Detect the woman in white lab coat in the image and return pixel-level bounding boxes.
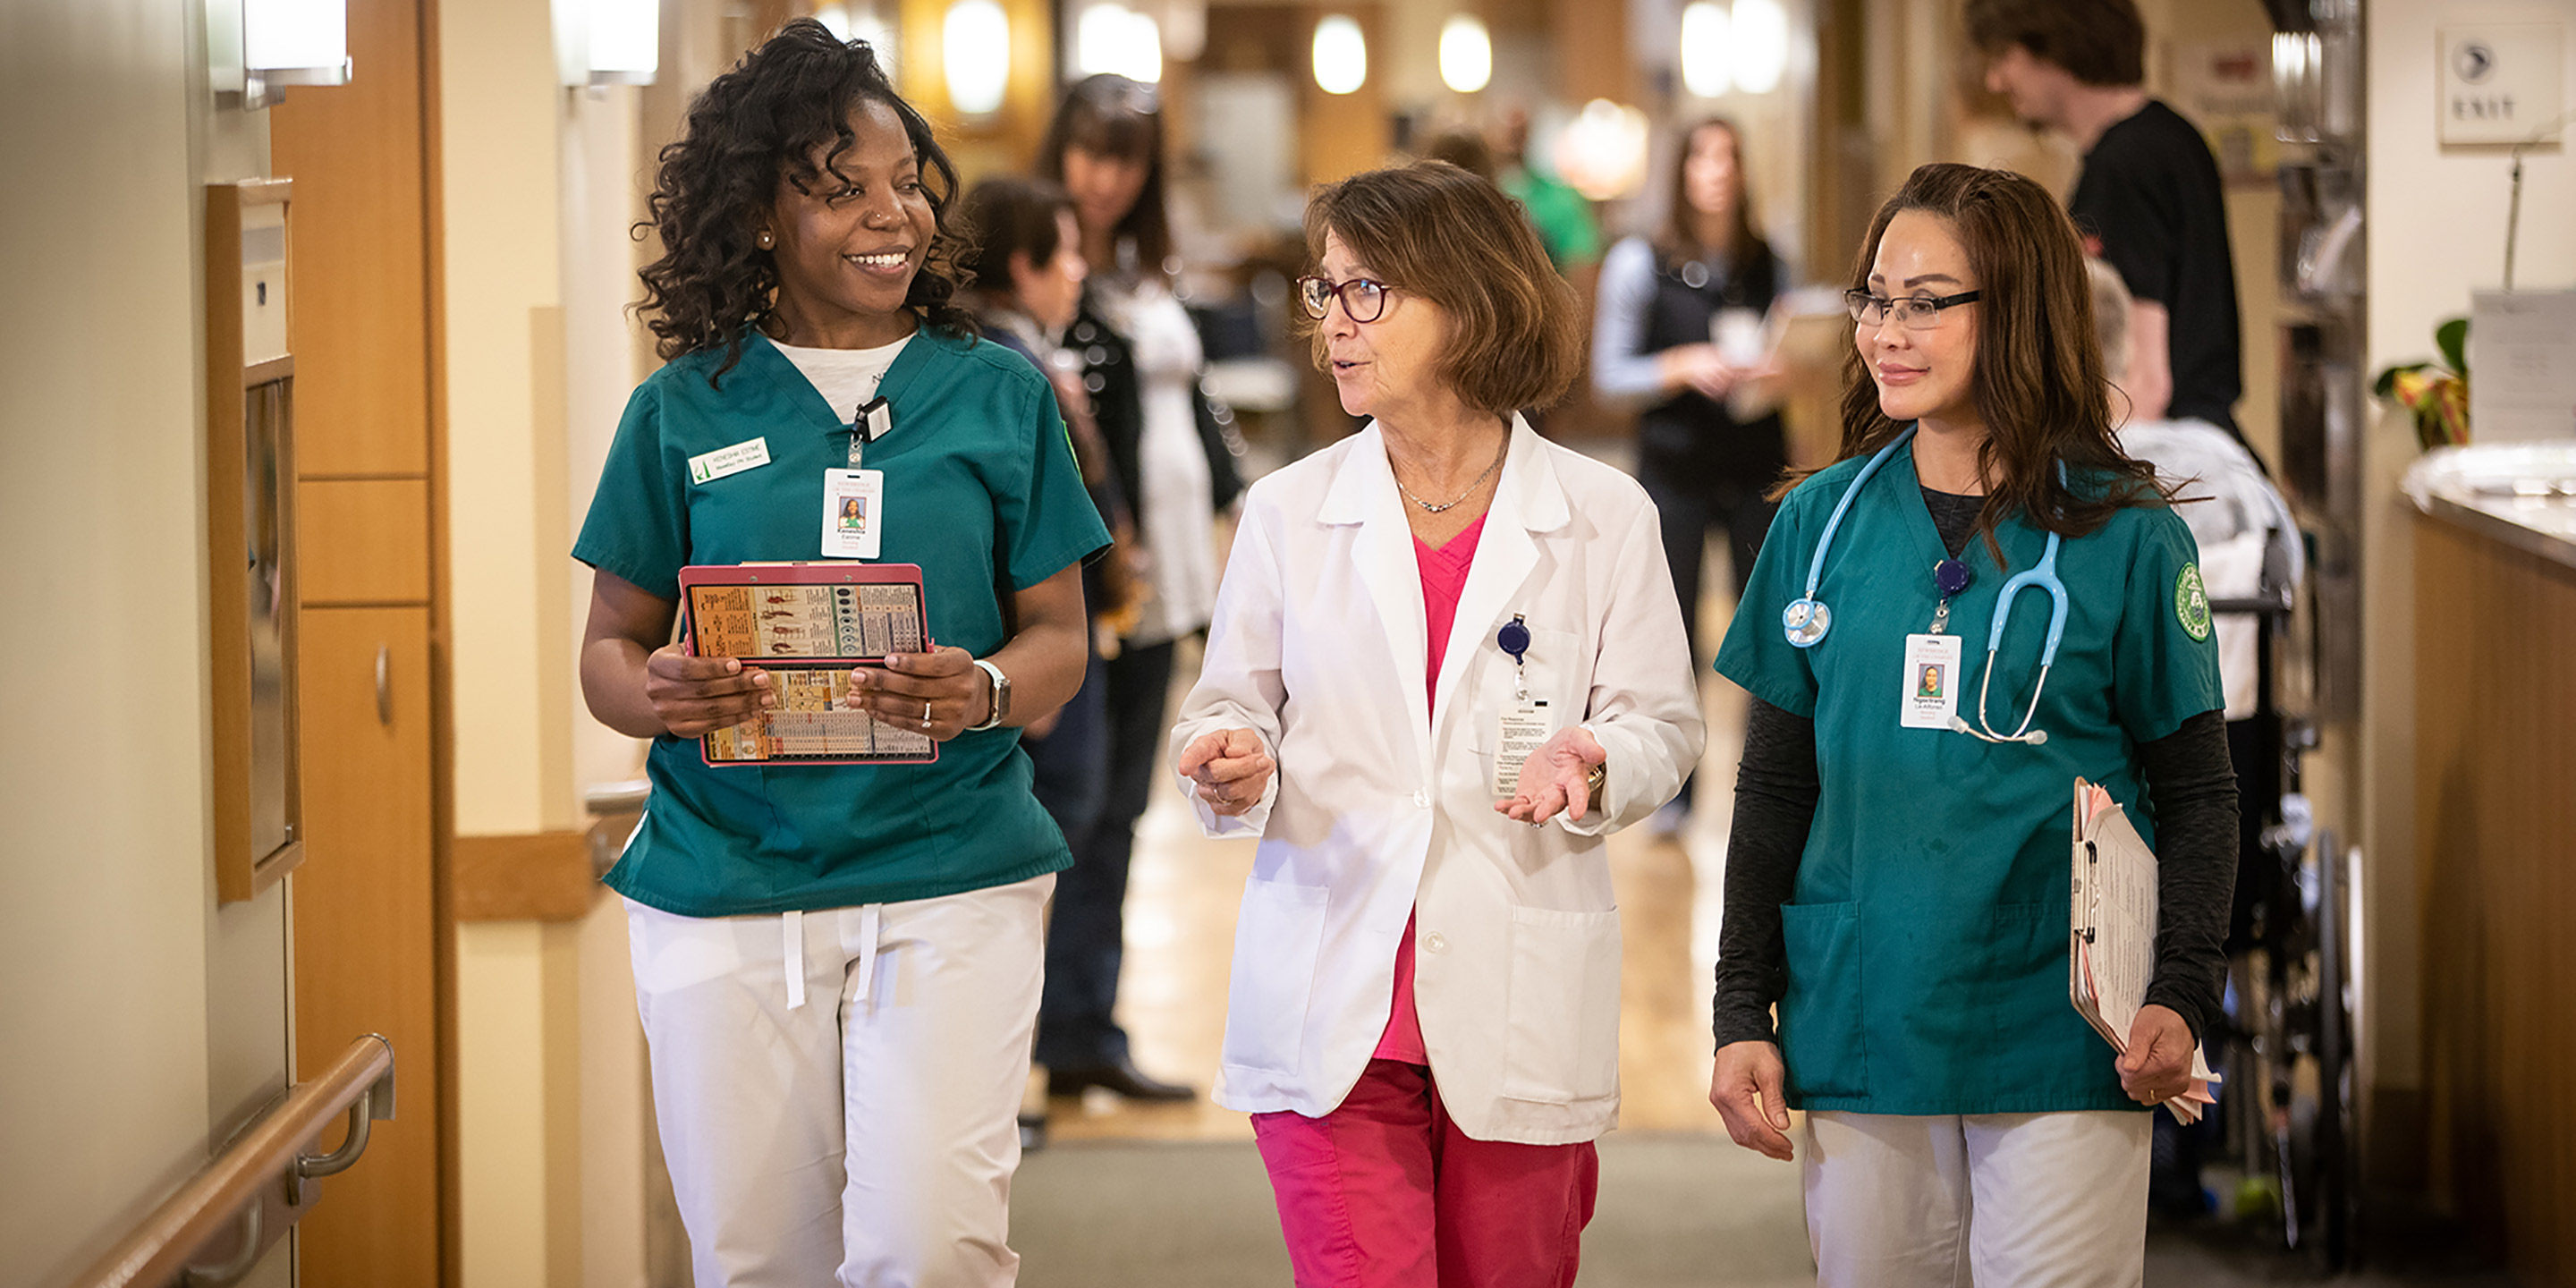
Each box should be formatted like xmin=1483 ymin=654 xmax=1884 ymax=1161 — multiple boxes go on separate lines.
xmin=1169 ymin=160 xmax=1703 ymax=1288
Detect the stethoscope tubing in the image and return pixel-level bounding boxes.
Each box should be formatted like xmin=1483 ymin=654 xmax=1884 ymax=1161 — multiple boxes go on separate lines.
xmin=1788 ymin=425 xmax=2072 ymax=745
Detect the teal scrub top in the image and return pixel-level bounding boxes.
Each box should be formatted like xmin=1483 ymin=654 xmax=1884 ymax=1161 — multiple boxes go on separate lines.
xmin=574 ymin=326 xmax=1112 ymax=918
xmin=1714 ymin=438 xmax=2223 ymax=1115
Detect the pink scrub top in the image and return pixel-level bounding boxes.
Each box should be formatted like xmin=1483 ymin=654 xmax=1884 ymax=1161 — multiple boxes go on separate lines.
xmin=1374 ymin=513 xmax=1487 ymax=1064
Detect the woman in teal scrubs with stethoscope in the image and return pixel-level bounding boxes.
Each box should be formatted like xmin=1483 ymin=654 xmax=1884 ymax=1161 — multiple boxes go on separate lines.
xmin=1706 ymin=163 xmax=2239 ymax=1284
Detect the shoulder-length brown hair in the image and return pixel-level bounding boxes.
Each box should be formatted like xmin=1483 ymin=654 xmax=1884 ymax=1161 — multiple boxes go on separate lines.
xmin=1780 ymin=162 xmax=2161 ymax=546
xmin=1652 ymin=118 xmax=1769 ymax=279
xmin=1301 ymin=160 xmax=1582 ymax=417
xmin=1036 ymin=74 xmax=1170 ymax=274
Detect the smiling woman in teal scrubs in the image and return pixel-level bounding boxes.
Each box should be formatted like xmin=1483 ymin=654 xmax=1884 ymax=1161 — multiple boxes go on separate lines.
xmin=1705 ymin=164 xmax=2238 ymax=1284
xmin=571 ymin=22 xmax=1107 ymax=1288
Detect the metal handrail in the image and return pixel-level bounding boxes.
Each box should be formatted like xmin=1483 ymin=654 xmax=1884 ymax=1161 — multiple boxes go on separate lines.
xmin=68 ymin=1034 xmax=395 ymax=1288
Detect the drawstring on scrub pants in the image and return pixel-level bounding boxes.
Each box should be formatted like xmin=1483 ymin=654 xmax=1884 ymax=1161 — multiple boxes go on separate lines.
xmin=783 ymin=906 xmax=883 ymax=1011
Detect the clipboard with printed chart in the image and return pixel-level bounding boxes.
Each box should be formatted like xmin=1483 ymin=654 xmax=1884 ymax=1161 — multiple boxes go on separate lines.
xmin=677 ymin=563 xmax=936 ymax=767
xmin=2071 ymin=778 xmax=2220 ymax=1123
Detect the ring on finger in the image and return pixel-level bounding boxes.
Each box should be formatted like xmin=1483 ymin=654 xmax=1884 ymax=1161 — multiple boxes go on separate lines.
xmin=922 ymin=699 xmax=933 ymax=728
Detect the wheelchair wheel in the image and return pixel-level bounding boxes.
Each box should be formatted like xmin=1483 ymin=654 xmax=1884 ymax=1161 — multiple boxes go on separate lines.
xmin=2281 ymin=830 xmax=2362 ymax=1272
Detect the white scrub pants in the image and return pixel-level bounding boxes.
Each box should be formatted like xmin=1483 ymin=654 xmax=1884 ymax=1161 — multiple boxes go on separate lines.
xmin=625 ymin=873 xmax=1054 ymax=1288
xmin=1801 ymin=1109 xmax=2152 ymax=1288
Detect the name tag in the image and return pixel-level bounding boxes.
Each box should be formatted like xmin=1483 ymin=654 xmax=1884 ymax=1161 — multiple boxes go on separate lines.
xmin=1492 ymin=701 xmax=1557 ymax=798
xmin=819 ymin=468 xmax=884 ymax=559
xmin=1900 ymin=633 xmax=1963 ymax=730
xmin=689 ymin=437 xmax=771 ymax=484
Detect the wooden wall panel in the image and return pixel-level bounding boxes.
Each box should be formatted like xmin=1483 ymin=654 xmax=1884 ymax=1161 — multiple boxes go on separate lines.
xmin=292 ymin=606 xmax=440 ymax=1287
xmin=272 ymin=0 xmax=433 ymax=478
xmin=268 ymin=0 xmax=448 ymax=1284
xmin=2413 ymin=514 xmax=2576 ymax=1284
xmin=300 ymin=478 xmax=433 ymax=604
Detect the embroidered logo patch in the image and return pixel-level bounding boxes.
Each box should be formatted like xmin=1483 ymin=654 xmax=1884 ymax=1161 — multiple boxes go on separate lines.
xmin=2174 ymin=564 xmax=2212 ymax=641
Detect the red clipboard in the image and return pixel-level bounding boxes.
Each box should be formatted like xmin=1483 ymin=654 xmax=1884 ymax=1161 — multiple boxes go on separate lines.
xmin=676 ymin=563 xmax=936 ymax=767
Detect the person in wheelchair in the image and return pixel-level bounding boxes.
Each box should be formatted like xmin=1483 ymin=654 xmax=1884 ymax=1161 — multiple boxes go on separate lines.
xmin=2089 ymin=258 xmax=2310 ymax=1219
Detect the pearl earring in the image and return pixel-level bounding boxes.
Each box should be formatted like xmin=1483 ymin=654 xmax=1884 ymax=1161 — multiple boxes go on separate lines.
xmin=757 ymin=231 xmax=775 ymax=250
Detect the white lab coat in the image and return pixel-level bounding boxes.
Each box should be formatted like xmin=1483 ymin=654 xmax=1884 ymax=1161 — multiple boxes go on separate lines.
xmin=1168 ymin=415 xmax=1703 ymax=1145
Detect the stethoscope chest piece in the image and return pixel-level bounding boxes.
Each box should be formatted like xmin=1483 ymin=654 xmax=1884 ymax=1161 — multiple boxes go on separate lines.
xmin=1783 ymin=597 xmax=1830 ymax=648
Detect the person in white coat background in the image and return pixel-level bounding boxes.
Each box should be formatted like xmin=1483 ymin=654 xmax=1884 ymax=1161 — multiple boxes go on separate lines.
xmin=1169 ymin=160 xmax=1704 ymax=1288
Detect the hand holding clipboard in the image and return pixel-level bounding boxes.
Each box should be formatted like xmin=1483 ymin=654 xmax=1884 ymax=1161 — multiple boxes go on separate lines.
xmin=2072 ymin=779 xmax=2221 ymax=1123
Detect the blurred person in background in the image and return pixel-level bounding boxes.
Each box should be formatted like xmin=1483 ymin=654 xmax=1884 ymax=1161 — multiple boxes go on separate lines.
xmin=959 ymin=174 xmax=1148 ymax=1148
xmin=1031 ymin=72 xmax=1244 ymax=1106
xmin=1969 ymin=0 xmax=2249 ymax=451
xmin=1591 ymin=118 xmax=1790 ymax=834
xmin=1496 ymin=107 xmax=1602 ymax=274
xmin=1421 ymin=126 xmax=1498 ymax=182
xmin=1171 ymin=159 xmax=1701 ymax=1288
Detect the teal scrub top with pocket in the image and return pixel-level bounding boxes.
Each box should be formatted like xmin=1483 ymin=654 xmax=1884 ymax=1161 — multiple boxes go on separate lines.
xmin=574 ymin=327 xmax=1112 ymax=919
xmin=1714 ymin=437 xmax=2223 ymax=1115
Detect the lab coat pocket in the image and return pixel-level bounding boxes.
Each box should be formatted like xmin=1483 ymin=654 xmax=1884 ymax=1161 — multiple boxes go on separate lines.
xmin=1499 ymin=905 xmax=1623 ymax=1103
xmin=1778 ymin=901 xmax=1868 ymax=1101
xmin=1221 ymin=878 xmax=1331 ymax=1075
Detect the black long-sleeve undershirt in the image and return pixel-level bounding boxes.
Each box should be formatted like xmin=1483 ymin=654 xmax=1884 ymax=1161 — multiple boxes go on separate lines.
xmin=1710 ymin=487 xmax=2241 ymax=1052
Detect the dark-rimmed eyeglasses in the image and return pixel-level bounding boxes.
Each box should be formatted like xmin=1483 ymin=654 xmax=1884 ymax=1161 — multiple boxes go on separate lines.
xmin=1298 ymin=275 xmax=1396 ymax=323
xmin=1844 ymin=288 xmax=1981 ymax=329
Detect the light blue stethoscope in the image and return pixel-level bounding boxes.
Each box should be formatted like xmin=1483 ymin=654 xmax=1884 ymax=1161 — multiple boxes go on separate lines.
xmin=1780 ymin=424 xmax=2068 ymax=746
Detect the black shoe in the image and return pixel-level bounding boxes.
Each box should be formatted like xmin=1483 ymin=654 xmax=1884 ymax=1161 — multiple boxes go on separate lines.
xmin=1046 ymin=1055 xmax=1197 ymax=1101
xmin=1018 ymin=1110 xmax=1048 ymax=1152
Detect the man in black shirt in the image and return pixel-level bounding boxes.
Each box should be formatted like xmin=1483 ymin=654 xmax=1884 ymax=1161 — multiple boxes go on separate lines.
xmin=1968 ymin=0 xmax=2250 ymax=448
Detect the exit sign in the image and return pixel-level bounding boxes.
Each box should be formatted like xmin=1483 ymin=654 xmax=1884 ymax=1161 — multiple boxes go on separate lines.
xmin=2440 ymin=23 xmax=2565 ymax=145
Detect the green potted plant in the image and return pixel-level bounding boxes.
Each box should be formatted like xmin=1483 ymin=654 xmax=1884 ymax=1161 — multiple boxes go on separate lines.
xmin=2372 ymin=317 xmax=2469 ymax=450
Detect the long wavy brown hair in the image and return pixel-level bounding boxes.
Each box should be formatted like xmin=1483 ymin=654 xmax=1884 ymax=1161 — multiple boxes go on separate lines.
xmin=1780 ymin=162 xmax=2164 ymax=551
xmin=634 ymin=19 xmax=973 ymax=385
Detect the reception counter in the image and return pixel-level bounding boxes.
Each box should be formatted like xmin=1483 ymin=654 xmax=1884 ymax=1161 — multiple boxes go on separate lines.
xmin=2411 ymin=474 xmax=2576 ymax=1283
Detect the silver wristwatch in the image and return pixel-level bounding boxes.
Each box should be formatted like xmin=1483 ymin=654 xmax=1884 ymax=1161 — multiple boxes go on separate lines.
xmin=968 ymin=658 xmax=1010 ymax=731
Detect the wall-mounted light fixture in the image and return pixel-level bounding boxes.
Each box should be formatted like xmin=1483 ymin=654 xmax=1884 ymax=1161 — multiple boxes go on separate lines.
xmin=208 ymin=0 xmax=352 ymax=108
xmin=816 ymin=3 xmax=902 ymax=86
xmin=1554 ymin=98 xmax=1650 ymax=200
xmin=1313 ymin=14 xmax=1367 ymax=96
xmin=1439 ymin=15 xmax=1491 ymax=94
xmin=945 ymin=0 xmax=1011 ymax=116
xmin=1680 ymin=2 xmax=1733 ymax=97
xmin=552 ymin=0 xmax=658 ymax=87
xmin=1731 ymin=0 xmax=1787 ymax=94
xmin=1075 ymin=2 xmax=1164 ymax=84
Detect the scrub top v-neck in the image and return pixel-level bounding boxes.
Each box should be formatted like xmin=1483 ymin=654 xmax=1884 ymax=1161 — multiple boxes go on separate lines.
xmin=1714 ymin=436 xmax=2221 ymax=1115
xmin=575 ymin=327 xmax=1113 ymax=919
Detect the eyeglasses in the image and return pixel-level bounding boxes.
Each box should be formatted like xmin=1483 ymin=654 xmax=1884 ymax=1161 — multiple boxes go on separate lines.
xmin=1844 ymin=288 xmax=1982 ymax=329
xmin=1297 ymin=275 xmax=1396 ymax=323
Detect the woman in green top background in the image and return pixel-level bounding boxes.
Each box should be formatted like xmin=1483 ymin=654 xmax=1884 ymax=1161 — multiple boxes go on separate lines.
xmin=1705 ymin=164 xmax=2238 ymax=1283
xmin=572 ymin=21 xmax=1106 ymax=1286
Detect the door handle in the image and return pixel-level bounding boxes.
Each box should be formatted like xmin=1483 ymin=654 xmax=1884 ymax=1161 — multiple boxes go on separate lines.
xmin=374 ymin=645 xmax=391 ymax=726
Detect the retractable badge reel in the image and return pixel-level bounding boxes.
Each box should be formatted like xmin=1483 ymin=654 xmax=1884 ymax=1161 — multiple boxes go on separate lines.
xmin=1490 ymin=614 xmax=1556 ymax=798
xmin=819 ymin=397 xmax=893 ymax=560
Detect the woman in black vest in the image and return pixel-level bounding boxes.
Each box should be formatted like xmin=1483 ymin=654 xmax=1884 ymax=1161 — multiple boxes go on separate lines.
xmin=1591 ymin=118 xmax=1789 ymax=827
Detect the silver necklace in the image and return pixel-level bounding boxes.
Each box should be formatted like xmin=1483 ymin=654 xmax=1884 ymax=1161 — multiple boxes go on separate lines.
xmin=1393 ymin=433 xmax=1508 ymax=513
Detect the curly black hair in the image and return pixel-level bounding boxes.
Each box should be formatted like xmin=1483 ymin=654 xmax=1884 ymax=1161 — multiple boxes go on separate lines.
xmin=635 ymin=18 xmax=974 ymax=384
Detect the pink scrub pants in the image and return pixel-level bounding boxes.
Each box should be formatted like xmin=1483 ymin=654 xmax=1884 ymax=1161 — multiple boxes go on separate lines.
xmin=1251 ymin=1058 xmax=1598 ymax=1288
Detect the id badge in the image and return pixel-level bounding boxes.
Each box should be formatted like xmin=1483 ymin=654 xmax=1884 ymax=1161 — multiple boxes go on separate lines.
xmin=1900 ymin=633 xmax=1963 ymax=730
xmin=1492 ymin=700 xmax=1557 ymax=798
xmin=819 ymin=469 xmax=885 ymax=559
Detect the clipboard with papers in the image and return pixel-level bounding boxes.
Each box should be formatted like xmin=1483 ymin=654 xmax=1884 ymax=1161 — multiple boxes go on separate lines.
xmin=2071 ymin=778 xmax=2221 ymax=1123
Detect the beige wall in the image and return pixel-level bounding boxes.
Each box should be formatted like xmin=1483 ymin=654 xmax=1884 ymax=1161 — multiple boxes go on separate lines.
xmin=2361 ymin=0 xmax=2576 ymax=1125
xmin=444 ymin=0 xmax=662 ymax=1278
xmin=0 ymin=0 xmax=292 ymax=1284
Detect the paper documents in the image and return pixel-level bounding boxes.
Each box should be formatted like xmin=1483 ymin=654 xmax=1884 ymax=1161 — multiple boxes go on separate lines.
xmin=2071 ymin=779 xmax=2221 ymax=1124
